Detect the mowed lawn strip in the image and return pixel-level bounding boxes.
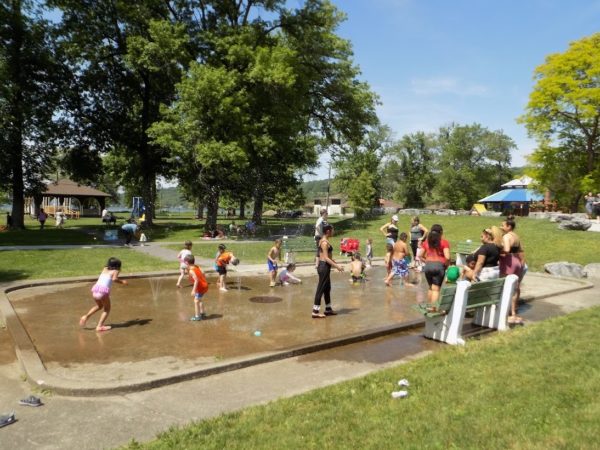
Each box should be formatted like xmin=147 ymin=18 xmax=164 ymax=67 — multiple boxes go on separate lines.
xmin=126 ymin=307 xmax=600 ymax=450
xmin=0 ymin=248 xmax=174 ymax=283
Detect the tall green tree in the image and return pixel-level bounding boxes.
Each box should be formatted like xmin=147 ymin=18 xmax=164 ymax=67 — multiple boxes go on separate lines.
xmin=434 ymin=123 xmax=514 ymax=210
xmin=49 ymin=1 xmax=188 ymax=224
xmin=520 ymin=33 xmax=600 ymax=210
xmin=151 ymin=0 xmax=378 ymax=228
xmin=0 ymin=0 xmax=63 ymax=228
xmin=383 ymin=132 xmax=437 ymax=208
xmin=333 ymin=125 xmax=389 ymax=212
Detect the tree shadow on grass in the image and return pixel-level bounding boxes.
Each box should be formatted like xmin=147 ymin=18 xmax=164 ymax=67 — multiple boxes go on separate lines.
xmin=0 ymin=270 xmax=29 ymax=283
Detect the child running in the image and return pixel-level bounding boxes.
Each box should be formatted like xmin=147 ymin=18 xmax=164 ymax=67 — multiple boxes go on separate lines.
xmin=365 ymin=238 xmax=373 ymax=268
xmin=279 ymin=263 xmax=302 ymax=285
xmin=176 ymin=240 xmax=193 ymax=288
xmin=79 ymin=257 xmax=127 ymax=332
xmin=384 ymin=232 xmax=413 ymax=287
xmin=185 ymin=255 xmax=209 ymax=321
xmin=215 ymin=244 xmax=236 ymax=292
xmin=267 ymin=239 xmax=282 ymax=287
xmin=349 ymin=253 xmax=366 ymax=284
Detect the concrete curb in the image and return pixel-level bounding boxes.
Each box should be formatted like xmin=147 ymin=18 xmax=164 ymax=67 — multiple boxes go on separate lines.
xmin=0 ymin=270 xmax=593 ymax=397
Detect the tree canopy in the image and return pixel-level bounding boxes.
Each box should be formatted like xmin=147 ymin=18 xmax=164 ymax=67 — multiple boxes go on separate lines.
xmin=520 ymin=32 xmax=600 ymax=210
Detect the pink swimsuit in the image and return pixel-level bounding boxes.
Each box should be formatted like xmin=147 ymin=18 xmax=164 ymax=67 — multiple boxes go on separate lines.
xmin=91 ymin=272 xmax=113 ymax=300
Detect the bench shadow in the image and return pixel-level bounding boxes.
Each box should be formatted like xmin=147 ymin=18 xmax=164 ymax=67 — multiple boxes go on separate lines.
xmin=111 ymin=318 xmax=153 ymax=328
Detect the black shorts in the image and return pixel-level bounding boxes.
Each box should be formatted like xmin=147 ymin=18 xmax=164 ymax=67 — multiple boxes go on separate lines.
xmin=216 ymin=265 xmax=227 ymax=275
xmin=424 ymin=262 xmax=445 ymax=287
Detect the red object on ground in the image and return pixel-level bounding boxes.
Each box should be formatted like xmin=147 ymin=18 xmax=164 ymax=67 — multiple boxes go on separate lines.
xmin=340 ymin=238 xmax=360 ymax=256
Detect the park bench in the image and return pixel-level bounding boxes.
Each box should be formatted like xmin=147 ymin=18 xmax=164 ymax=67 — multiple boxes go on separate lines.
xmin=454 ymin=240 xmax=481 ymax=266
xmin=414 ymin=274 xmax=518 ymax=345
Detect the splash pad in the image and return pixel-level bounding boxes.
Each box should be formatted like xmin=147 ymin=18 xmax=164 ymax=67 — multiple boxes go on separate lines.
xmin=1 ymin=266 xmax=429 ymax=395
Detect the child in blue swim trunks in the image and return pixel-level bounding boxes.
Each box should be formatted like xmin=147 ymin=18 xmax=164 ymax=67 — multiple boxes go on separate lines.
xmin=267 ymin=239 xmax=282 ymax=287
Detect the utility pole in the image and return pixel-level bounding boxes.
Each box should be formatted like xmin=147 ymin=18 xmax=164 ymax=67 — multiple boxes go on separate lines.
xmin=325 ymin=159 xmax=331 ymax=211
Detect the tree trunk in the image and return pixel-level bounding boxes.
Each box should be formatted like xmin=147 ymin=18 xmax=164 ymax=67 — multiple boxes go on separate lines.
xmin=252 ymin=189 xmax=264 ymax=225
xmin=10 ymin=141 xmax=25 ymax=229
xmin=204 ymin=189 xmax=219 ymax=231
xmin=239 ymin=200 xmax=245 ymax=219
xmin=7 ymin=1 xmax=25 ymax=229
xmin=196 ymin=201 xmax=204 ymax=219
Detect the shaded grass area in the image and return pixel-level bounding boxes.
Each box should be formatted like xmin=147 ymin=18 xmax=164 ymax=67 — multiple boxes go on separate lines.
xmin=0 ymin=248 xmax=174 ymax=282
xmin=126 ymin=307 xmax=600 ymax=449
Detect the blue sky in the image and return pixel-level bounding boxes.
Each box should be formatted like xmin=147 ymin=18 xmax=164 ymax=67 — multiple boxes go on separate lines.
xmin=303 ymin=0 xmax=600 ymax=179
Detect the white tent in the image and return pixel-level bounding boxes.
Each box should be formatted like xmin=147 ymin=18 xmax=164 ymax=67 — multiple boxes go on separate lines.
xmin=501 ymin=176 xmax=533 ymax=188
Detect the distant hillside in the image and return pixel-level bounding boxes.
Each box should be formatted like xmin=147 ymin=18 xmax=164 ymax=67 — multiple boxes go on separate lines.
xmin=302 ymin=179 xmax=329 ymax=200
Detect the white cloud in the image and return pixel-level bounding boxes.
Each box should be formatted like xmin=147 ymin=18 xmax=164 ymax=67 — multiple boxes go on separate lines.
xmin=411 ymin=77 xmax=489 ymax=96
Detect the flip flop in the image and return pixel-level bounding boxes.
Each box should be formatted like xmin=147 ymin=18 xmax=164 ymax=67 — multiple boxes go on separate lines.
xmin=0 ymin=412 xmax=15 ymax=428
xmin=95 ymin=325 xmax=112 ymax=332
xmin=508 ymin=315 xmax=524 ymax=324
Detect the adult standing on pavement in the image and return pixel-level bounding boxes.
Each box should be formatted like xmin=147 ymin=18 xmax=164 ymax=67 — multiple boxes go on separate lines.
xmin=379 ymin=214 xmax=400 ymax=246
xmin=314 ymin=208 xmax=328 ymax=267
xmin=499 ymin=216 xmax=525 ymax=324
xmin=421 ymin=223 xmax=450 ymax=308
xmin=312 ymin=224 xmax=344 ymax=318
xmin=409 ymin=216 xmax=428 ymax=263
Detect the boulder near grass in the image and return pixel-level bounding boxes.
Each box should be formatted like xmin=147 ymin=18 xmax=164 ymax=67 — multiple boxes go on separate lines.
xmin=544 ymin=262 xmax=587 ymax=278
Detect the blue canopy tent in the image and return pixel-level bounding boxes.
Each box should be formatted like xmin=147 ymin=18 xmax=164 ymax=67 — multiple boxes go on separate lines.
xmin=479 ymin=189 xmax=543 ymax=203
xmin=479 ymin=189 xmax=544 ymax=216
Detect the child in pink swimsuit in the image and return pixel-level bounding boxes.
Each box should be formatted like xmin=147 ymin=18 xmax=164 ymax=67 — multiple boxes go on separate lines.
xmin=79 ymin=257 xmax=127 ymax=332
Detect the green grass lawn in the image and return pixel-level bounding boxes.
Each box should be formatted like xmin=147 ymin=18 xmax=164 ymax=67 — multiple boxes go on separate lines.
xmin=125 ymin=306 xmax=600 ymax=449
xmin=1 ymin=213 xmax=599 ymax=280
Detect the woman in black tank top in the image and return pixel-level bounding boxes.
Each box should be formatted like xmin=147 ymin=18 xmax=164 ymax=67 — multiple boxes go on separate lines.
xmin=313 ymin=224 xmax=344 ymax=318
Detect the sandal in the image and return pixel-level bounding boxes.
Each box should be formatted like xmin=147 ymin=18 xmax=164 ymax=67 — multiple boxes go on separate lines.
xmin=19 ymin=395 xmax=42 ymax=407
xmin=508 ymin=315 xmax=524 ymax=325
xmin=95 ymin=325 xmax=112 ymax=332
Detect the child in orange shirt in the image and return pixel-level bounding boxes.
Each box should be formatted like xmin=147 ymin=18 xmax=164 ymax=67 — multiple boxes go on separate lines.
xmin=215 ymin=244 xmax=237 ymax=292
xmin=185 ymin=255 xmax=208 ymax=321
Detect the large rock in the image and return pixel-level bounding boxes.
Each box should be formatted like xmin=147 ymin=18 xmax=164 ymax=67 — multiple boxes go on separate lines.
xmin=529 ymin=212 xmax=551 ymax=220
xmin=558 ymin=218 xmax=592 ymax=231
xmin=550 ymin=213 xmax=575 ymax=223
xmin=544 ymin=262 xmax=587 ymax=278
xmin=584 ymin=263 xmax=600 ymax=279
xmin=434 ymin=209 xmax=456 ymax=216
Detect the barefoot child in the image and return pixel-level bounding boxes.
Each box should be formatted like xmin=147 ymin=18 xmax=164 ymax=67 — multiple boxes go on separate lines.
xmin=215 ymin=244 xmax=236 ymax=291
xmin=349 ymin=252 xmax=366 ymax=284
xmin=384 ymin=243 xmax=394 ymax=277
xmin=80 ymin=257 xmax=127 ymax=332
xmin=267 ymin=239 xmax=282 ymax=287
xmin=176 ymin=240 xmax=193 ymax=288
xmin=384 ymin=233 xmax=413 ymax=287
xmin=185 ymin=255 xmax=208 ymax=321
xmin=365 ymin=238 xmax=373 ymax=267
xmin=279 ymin=263 xmax=302 ymax=285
